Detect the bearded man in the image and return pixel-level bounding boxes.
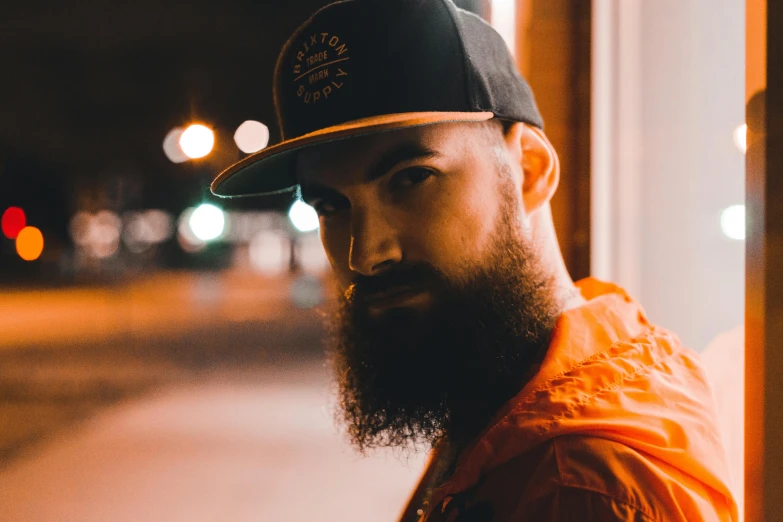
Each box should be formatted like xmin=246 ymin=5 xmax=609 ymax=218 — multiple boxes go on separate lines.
xmin=211 ymin=1 xmax=737 ymax=520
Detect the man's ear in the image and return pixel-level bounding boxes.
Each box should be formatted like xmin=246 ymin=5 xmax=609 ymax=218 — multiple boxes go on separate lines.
xmin=504 ymin=122 xmax=560 ymax=213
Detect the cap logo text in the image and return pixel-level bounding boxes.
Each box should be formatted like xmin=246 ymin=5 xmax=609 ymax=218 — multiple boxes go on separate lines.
xmin=292 ymin=31 xmax=350 ymax=105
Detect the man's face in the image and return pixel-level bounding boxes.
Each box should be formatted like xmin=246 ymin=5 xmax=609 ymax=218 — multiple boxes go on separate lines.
xmin=297 ymin=121 xmax=561 ymax=451
xmin=299 ymin=121 xmax=515 ymax=297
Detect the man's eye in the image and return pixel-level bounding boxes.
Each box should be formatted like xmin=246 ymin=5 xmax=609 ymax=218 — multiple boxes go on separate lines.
xmin=390 ymin=167 xmax=434 ymax=189
xmin=313 ymin=200 xmax=339 ymax=216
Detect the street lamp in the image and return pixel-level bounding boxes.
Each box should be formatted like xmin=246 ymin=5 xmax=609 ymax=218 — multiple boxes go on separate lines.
xmin=179 ymin=124 xmax=215 ymax=159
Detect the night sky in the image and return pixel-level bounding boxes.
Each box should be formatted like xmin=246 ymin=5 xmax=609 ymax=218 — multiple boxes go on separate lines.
xmin=0 ymin=0 xmax=484 ymax=275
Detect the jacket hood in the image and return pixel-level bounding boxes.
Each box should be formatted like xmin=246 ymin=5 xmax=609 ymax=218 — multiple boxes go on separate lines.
xmin=429 ymin=278 xmax=737 ymax=516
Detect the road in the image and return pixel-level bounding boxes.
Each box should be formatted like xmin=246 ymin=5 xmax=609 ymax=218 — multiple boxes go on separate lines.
xmin=0 ymin=271 xmax=427 ymax=521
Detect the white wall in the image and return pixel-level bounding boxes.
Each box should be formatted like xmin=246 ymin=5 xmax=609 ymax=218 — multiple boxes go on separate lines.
xmin=593 ymin=0 xmax=745 ymax=351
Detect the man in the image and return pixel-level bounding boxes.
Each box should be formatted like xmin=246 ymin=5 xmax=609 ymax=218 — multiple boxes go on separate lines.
xmin=212 ymin=0 xmax=738 ymax=520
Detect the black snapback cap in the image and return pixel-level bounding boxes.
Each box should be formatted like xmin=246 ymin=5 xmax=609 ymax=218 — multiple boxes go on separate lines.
xmin=211 ymin=0 xmax=543 ymax=198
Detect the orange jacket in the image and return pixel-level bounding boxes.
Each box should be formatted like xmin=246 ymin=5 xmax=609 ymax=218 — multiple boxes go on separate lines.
xmin=405 ymin=278 xmax=737 ymax=522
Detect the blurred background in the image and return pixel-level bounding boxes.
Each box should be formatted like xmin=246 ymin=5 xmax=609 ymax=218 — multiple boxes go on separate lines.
xmin=0 ymin=0 xmax=746 ymax=520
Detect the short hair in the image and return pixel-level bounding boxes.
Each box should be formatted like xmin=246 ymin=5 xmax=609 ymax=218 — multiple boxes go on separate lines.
xmin=475 ymin=119 xmax=517 ymax=187
xmin=479 ymin=118 xmax=514 ymax=145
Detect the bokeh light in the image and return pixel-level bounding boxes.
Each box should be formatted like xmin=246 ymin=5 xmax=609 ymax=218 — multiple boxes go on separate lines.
xmin=249 ymin=230 xmax=290 ymax=276
xmin=92 ymin=211 xmax=122 ymax=258
xmin=177 ymin=208 xmax=205 ymax=253
xmin=721 ymin=204 xmax=745 ymax=241
xmin=122 ymin=210 xmax=174 ymax=253
xmin=15 ymin=226 xmax=44 ymax=261
xmin=69 ymin=212 xmax=93 ymax=246
xmin=288 ymin=200 xmax=319 ymax=232
xmin=2 ymin=207 xmax=27 ymax=239
xmin=188 ymin=203 xmax=225 ymax=241
xmin=69 ymin=211 xmax=122 ymax=259
xmin=733 ymin=123 xmax=747 ymax=154
xmin=297 ymin=232 xmax=329 ymax=275
xmin=234 ymin=120 xmax=270 ymax=154
xmin=162 ymin=127 xmax=189 ymax=163
xmin=179 ymin=124 xmax=215 ymax=159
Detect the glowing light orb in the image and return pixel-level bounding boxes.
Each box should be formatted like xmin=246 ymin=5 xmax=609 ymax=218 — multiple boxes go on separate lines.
xmin=69 ymin=211 xmax=93 ymax=246
xmin=69 ymin=211 xmax=122 ymax=259
xmin=298 ymin=232 xmax=329 ymax=275
xmin=288 ymin=200 xmax=319 ymax=232
xmin=15 ymin=226 xmax=44 ymax=261
xmin=733 ymin=123 xmax=747 ymax=154
xmin=179 ymin=124 xmax=215 ymax=159
xmin=234 ymin=120 xmax=270 ymax=154
xmin=188 ymin=203 xmax=225 ymax=241
xmin=177 ymin=208 xmax=205 ymax=253
xmin=249 ymin=230 xmax=290 ymax=276
xmin=122 ymin=209 xmax=174 ymax=253
xmin=91 ymin=210 xmax=122 ymax=258
xmin=163 ymin=127 xmax=189 ymax=163
xmin=721 ymin=204 xmax=745 ymax=241
xmin=2 ymin=207 xmax=26 ymax=239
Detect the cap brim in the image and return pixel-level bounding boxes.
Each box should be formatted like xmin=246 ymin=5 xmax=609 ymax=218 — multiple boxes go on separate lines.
xmin=211 ymin=111 xmax=494 ymax=198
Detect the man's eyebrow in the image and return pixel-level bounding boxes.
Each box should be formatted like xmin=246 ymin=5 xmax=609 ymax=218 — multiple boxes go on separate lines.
xmin=299 ymin=141 xmax=440 ymax=203
xmin=299 ymin=182 xmax=341 ymax=204
xmin=365 ymin=142 xmax=440 ymax=182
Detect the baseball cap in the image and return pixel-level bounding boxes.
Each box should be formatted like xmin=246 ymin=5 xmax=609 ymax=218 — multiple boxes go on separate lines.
xmin=211 ymin=0 xmax=543 ymax=198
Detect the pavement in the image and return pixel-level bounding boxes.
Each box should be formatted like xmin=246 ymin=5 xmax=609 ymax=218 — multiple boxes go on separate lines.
xmin=0 ymin=271 xmax=428 ymax=521
xmin=0 ymin=367 xmax=427 ymax=522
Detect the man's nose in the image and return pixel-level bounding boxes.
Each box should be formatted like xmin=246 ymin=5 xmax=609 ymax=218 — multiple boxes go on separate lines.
xmin=347 ymin=208 xmax=402 ymax=276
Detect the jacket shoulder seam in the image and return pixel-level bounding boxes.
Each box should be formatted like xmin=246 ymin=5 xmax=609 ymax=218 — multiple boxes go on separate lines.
xmin=520 ymin=327 xmax=674 ymax=408
xmin=549 ymin=439 xmax=660 ymax=522
xmin=532 ymin=334 xmax=680 ymax=425
xmin=537 ymin=480 xmax=660 ymax=521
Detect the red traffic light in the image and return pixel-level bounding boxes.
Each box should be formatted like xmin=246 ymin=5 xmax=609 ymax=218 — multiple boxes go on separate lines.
xmin=2 ymin=207 xmax=26 ymax=239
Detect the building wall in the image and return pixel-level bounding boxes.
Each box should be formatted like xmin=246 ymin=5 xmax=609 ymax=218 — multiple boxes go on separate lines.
xmin=517 ymin=1 xmax=592 ymax=281
xmin=636 ymin=0 xmax=745 ymax=350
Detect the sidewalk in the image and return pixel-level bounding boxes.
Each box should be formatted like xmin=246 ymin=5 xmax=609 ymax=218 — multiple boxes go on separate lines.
xmin=0 ymin=365 xmax=428 ymax=522
xmin=0 ymin=270 xmax=325 ymax=466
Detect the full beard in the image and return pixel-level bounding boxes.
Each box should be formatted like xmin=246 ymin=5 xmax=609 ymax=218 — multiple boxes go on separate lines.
xmin=327 ymin=187 xmax=563 ymax=454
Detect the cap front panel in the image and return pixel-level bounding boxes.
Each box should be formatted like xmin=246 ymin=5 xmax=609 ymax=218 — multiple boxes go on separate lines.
xmin=275 ymin=0 xmax=471 ymax=139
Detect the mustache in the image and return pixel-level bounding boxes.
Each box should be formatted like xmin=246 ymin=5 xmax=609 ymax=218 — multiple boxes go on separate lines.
xmin=343 ymin=263 xmax=446 ymax=303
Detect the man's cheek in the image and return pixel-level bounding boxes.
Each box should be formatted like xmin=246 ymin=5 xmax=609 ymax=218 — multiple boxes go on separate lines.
xmin=435 ymin=184 xmax=496 ymax=249
xmin=321 ymin=227 xmax=352 ymax=278
xmin=429 ymin=214 xmax=490 ymax=262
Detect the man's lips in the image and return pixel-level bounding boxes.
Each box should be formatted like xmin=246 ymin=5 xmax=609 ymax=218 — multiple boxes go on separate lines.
xmin=364 ymin=284 xmax=415 ymax=302
xmin=363 ymin=285 xmax=429 ymax=309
